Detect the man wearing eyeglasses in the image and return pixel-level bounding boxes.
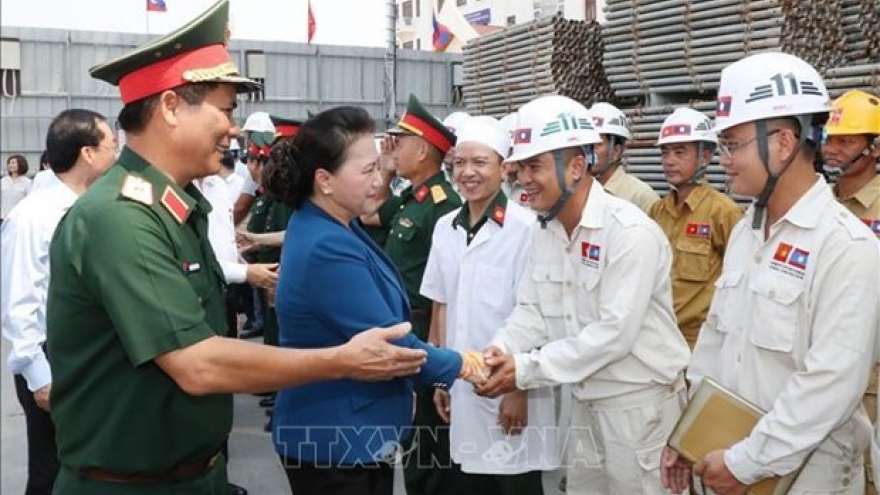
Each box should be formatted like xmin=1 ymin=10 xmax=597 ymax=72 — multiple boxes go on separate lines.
xmin=661 ymin=53 xmax=880 ymax=495
xmin=1 ymin=109 xmax=116 ymax=495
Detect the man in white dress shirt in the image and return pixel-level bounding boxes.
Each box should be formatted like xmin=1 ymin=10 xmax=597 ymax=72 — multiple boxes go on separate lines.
xmin=1 ymin=109 xmax=117 ymax=495
xmin=476 ymin=95 xmax=690 ymax=495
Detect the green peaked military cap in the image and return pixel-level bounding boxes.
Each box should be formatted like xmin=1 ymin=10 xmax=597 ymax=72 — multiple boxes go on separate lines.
xmin=270 ymin=116 xmax=304 ymax=139
xmin=89 ymin=0 xmax=261 ymax=105
xmin=388 ymin=94 xmax=457 ymax=154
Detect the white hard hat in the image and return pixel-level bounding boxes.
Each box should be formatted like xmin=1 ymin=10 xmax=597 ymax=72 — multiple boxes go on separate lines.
xmin=588 ymin=102 xmax=632 ymax=140
xmin=442 ymin=111 xmax=472 ymax=136
xmin=508 ymin=95 xmax=601 ymax=163
xmin=242 ymin=112 xmax=275 ymax=133
xmin=455 ymin=116 xmax=510 ymax=159
xmin=656 ymin=107 xmax=718 ymax=146
xmin=499 ymin=112 xmax=518 ymax=136
xmin=714 ymin=52 xmax=831 ymax=133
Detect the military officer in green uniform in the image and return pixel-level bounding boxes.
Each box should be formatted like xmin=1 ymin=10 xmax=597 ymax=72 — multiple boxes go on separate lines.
xmin=46 ymin=2 xmax=429 ymax=494
xmin=372 ymin=94 xmax=463 ymax=495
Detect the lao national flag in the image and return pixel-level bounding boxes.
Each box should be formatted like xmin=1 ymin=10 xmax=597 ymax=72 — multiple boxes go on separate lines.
xmin=698 ymin=224 xmax=710 ymax=238
xmin=588 ymin=244 xmax=601 ymax=261
xmin=662 ymin=124 xmax=691 ymax=137
xmin=717 ymin=96 xmax=732 ymax=117
xmin=432 ymin=13 xmax=454 ymax=52
xmin=513 ymin=128 xmax=532 ymax=144
xmin=147 ymin=0 xmax=166 ymax=12
xmin=788 ymin=248 xmax=809 ymax=270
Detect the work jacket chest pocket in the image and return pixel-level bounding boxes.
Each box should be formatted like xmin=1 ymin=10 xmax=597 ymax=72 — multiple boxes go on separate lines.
xmin=747 ymin=274 xmax=805 ymax=353
xmin=532 ymin=264 xmax=566 ymax=319
xmin=675 ymin=239 xmax=711 ymax=282
xmin=710 ymin=271 xmax=744 ymax=334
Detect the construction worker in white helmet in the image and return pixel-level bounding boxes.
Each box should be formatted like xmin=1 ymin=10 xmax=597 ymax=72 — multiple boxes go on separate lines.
xmin=476 ymin=95 xmax=690 ymax=495
xmin=822 ymin=90 xmax=880 ymax=495
xmin=648 ymin=107 xmax=743 ymax=348
xmin=421 ymin=115 xmax=558 ymax=494
xmin=662 ymin=53 xmax=880 ymax=495
xmin=232 ymin=111 xmax=276 ymax=224
xmin=588 ymin=102 xmax=660 ymax=212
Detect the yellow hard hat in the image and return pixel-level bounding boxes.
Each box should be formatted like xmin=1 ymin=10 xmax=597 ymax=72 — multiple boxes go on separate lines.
xmin=825 ymin=90 xmax=880 ymax=136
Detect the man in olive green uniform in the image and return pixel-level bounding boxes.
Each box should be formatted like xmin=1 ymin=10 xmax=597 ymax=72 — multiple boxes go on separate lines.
xmin=377 ymin=94 xmax=462 ymax=495
xmin=46 ymin=3 xmax=429 ymax=494
xmin=648 ymin=107 xmax=742 ymax=348
xmin=821 ymin=90 xmax=880 ymax=495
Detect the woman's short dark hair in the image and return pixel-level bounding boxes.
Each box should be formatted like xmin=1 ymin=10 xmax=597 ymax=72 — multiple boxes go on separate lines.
xmin=45 ymin=109 xmax=107 ymax=175
xmin=265 ymin=106 xmax=375 ymax=209
xmin=117 ymin=83 xmax=218 ymax=134
xmin=6 ymin=154 xmax=28 ymax=175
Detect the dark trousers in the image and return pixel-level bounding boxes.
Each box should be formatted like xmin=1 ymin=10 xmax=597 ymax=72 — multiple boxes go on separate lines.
xmin=403 ymin=385 xmax=454 ymax=495
xmin=228 ymin=283 xmax=254 ymax=324
xmin=280 ymin=457 xmax=393 ymax=495
xmin=13 ymin=374 xmax=59 ymax=495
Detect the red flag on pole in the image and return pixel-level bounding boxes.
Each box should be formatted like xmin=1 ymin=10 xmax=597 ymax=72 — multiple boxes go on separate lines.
xmin=307 ymin=0 xmax=316 ymax=44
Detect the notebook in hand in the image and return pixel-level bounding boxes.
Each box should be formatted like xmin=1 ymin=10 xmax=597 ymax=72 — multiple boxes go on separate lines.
xmin=667 ymin=377 xmax=801 ymax=495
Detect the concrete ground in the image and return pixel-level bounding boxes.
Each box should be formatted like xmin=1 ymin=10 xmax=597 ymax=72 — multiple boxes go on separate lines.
xmin=2 ymin=336 xmax=564 ymax=494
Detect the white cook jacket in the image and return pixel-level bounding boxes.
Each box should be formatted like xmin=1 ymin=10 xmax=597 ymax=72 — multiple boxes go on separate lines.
xmin=1 ymin=183 xmax=78 ymax=391
xmin=421 ymin=200 xmax=558 ymax=474
xmin=492 ymin=179 xmax=690 ymax=401
xmin=688 ymin=178 xmax=880 ymax=490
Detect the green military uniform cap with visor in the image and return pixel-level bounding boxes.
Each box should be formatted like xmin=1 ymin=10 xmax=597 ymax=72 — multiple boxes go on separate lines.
xmin=89 ymin=0 xmax=260 ymax=104
xmin=46 ymin=1 xmax=257 ymax=494
xmin=387 ymin=93 xmax=457 ymax=154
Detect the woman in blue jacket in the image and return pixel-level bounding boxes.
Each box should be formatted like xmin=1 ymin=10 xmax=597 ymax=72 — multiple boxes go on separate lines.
xmin=264 ymin=106 xmax=486 ymax=495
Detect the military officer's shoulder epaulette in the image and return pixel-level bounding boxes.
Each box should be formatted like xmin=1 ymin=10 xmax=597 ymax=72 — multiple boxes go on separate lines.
xmin=118 ymin=173 xmax=154 ymax=206
xmin=430 ymin=184 xmax=449 ymax=204
xmin=834 ymin=206 xmax=873 ymax=240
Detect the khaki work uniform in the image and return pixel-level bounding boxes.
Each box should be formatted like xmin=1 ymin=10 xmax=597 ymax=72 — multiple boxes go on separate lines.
xmin=603 ymin=167 xmax=660 ymax=214
xmin=689 ymin=178 xmax=880 ymax=494
xmin=649 ymin=185 xmax=743 ymax=347
xmin=836 ymin=174 xmax=880 ymax=494
xmin=491 ymin=179 xmax=690 ymax=495
xmin=47 ymin=148 xmax=230 ymax=495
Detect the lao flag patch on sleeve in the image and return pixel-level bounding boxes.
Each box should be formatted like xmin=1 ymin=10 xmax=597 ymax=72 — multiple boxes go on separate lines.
xmin=788 ymin=248 xmax=810 ymax=270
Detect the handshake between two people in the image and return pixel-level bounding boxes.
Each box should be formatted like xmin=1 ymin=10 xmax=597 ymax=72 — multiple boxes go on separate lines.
xmin=457 ymin=346 xmax=518 ymax=397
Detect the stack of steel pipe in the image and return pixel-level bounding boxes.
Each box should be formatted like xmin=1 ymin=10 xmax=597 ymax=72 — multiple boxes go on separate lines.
xmin=602 ymin=0 xmax=864 ymax=98
xmin=840 ymin=0 xmax=880 ymax=64
xmin=462 ymin=16 xmax=613 ymax=117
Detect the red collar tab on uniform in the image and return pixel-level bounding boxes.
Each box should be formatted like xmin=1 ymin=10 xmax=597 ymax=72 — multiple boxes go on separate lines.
xmin=247 ymin=143 xmax=270 ymax=157
xmin=685 ymin=222 xmax=710 ymax=238
xmin=414 ymin=184 xmax=430 ymax=203
xmin=491 ymin=205 xmax=506 ymax=226
xmin=399 ymin=113 xmax=454 ymax=154
xmin=519 ymin=191 xmax=529 ymax=203
xmin=161 ymin=185 xmax=191 ymax=224
xmin=118 ymin=44 xmax=233 ymax=105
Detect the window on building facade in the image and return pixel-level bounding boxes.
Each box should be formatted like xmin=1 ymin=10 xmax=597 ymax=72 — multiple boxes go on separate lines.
xmin=415 ymin=0 xmax=420 ymax=17
xmin=402 ymin=0 xmax=413 ymax=18
xmin=403 ymin=41 xmax=414 ymax=49
xmin=1 ymin=38 xmax=22 ymax=97
xmin=456 ymin=0 xmax=466 ymax=6
xmin=507 ymin=15 xmax=516 ymax=26
xmin=416 ymin=39 xmax=421 ymax=50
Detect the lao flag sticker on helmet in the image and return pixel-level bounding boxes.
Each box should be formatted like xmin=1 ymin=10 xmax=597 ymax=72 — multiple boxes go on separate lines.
xmin=661 ymin=124 xmax=691 ymax=137
xmin=717 ymin=96 xmax=732 ymax=117
xmin=591 ymin=116 xmax=604 ymax=127
xmin=513 ymin=128 xmax=532 ymax=144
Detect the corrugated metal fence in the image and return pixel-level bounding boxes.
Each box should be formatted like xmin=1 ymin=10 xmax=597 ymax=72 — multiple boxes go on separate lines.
xmin=0 ymin=27 xmax=464 ymax=170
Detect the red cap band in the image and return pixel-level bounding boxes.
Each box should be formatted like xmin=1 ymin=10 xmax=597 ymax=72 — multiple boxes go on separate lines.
xmin=400 ymin=113 xmax=453 ymax=154
xmin=118 ymin=44 xmax=233 ymax=104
